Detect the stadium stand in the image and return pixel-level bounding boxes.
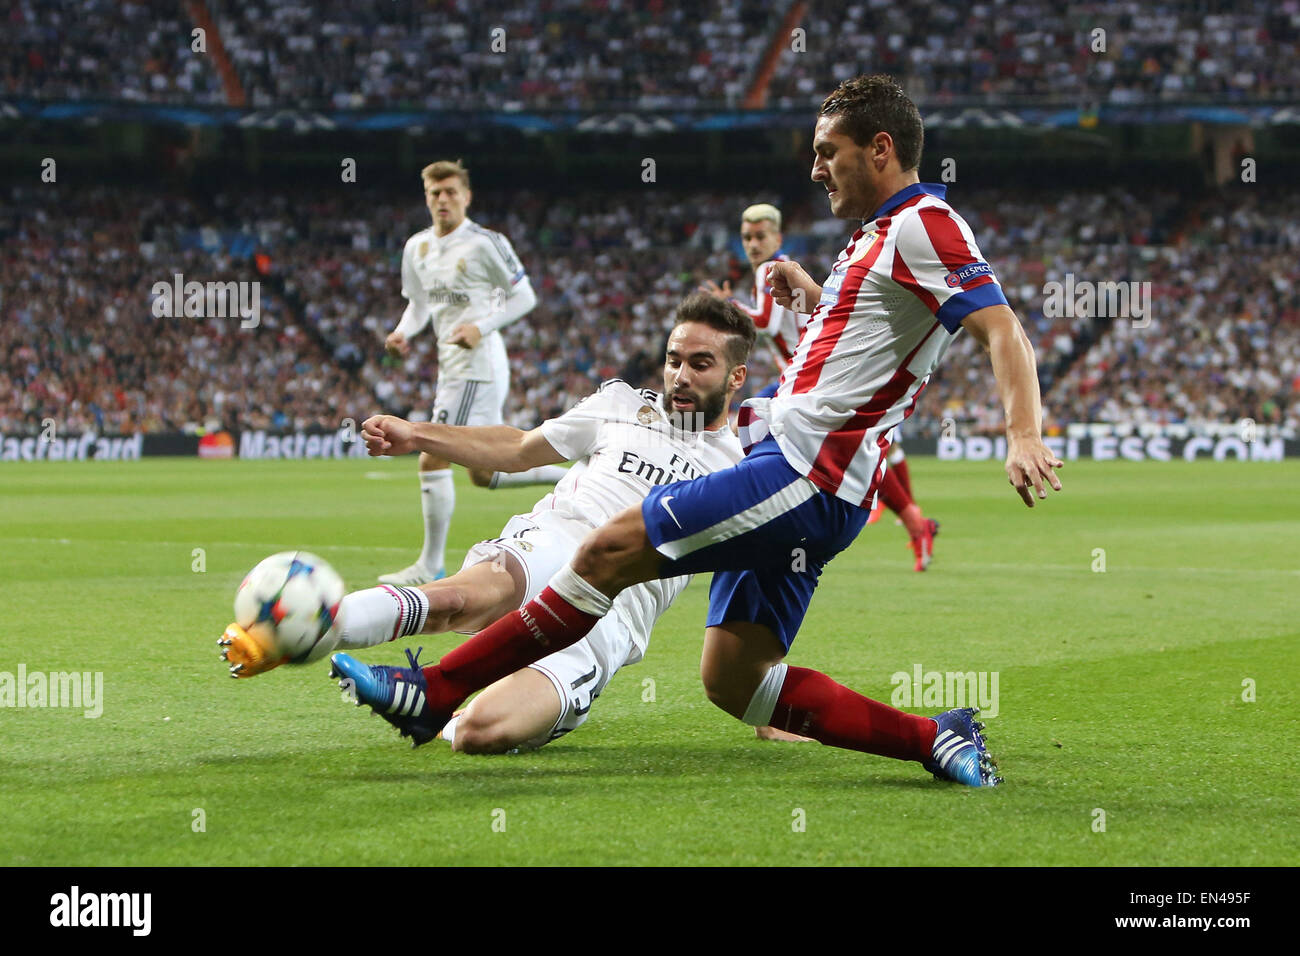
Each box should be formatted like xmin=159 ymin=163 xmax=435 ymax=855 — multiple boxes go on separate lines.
xmin=7 ymin=0 xmax=1297 ymax=108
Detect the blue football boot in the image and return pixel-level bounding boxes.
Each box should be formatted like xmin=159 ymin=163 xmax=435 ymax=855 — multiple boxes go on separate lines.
xmin=923 ymin=707 xmax=1002 ymax=787
xmin=330 ymin=647 xmax=443 ymax=747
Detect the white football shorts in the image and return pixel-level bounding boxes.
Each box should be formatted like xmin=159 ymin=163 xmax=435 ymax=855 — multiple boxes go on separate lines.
xmin=459 ymin=514 xmax=641 ymax=748
xmin=432 ymin=346 xmax=509 ymax=427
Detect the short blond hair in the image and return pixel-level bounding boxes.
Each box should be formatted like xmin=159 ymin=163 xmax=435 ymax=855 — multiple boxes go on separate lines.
xmin=421 ymin=159 xmax=470 ymax=190
xmin=741 ymin=203 xmax=782 ymax=230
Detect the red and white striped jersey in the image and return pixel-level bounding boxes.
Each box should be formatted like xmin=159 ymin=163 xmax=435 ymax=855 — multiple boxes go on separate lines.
xmin=739 ymin=183 xmax=1007 ymax=507
xmin=734 ymin=253 xmax=804 ymax=370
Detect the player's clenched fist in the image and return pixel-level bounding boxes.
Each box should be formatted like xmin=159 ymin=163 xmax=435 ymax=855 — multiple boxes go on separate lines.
xmin=385 ymin=330 xmax=411 ymax=357
xmin=362 ymin=415 xmax=417 ymax=457
xmin=767 ymin=260 xmax=822 ymax=314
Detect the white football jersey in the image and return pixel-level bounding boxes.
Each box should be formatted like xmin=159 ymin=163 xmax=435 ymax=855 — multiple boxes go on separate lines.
xmin=400 ymin=216 xmax=527 ymax=381
xmin=534 ymin=379 xmax=744 ymax=656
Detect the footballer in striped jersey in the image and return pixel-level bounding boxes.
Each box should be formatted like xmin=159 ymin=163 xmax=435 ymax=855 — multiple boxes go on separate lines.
xmin=702 ymin=203 xmax=804 ymax=375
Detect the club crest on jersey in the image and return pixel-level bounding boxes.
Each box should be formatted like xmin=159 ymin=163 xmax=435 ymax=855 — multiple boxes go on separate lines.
xmin=637 ymin=405 xmax=660 ymax=425
xmin=944 ymin=262 xmax=992 ymax=288
xmin=456 ymin=257 xmax=468 ymax=274
xmin=417 ymin=240 xmax=429 ymax=258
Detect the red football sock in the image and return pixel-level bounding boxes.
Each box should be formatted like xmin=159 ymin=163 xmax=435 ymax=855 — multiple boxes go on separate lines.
xmin=420 ymin=586 xmax=599 ymax=713
xmin=879 ymin=469 xmax=927 ymax=538
xmin=769 ymin=666 xmax=937 ymax=762
xmin=878 ymin=466 xmax=912 ymax=514
xmin=892 ymin=457 xmax=912 ymax=498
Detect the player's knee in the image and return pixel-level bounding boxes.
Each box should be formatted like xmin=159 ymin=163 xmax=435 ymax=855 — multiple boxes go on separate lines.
xmin=452 ymin=711 xmax=515 ymax=755
xmin=468 ymin=468 xmax=494 ymax=488
xmin=700 ymin=671 xmax=751 ymax=720
xmin=571 ymin=514 xmax=654 ymax=591
xmin=571 ymin=526 xmax=618 ymax=578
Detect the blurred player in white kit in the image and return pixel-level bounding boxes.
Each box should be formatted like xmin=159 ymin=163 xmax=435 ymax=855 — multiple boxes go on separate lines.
xmin=379 ymin=159 xmax=566 ymax=587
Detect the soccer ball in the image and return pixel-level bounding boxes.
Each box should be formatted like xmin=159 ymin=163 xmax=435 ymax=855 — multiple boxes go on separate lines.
xmin=234 ymin=551 xmax=344 ymax=664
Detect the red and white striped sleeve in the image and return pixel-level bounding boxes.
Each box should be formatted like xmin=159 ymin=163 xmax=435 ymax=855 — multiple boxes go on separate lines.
xmin=890 ymin=203 xmax=1009 ymax=332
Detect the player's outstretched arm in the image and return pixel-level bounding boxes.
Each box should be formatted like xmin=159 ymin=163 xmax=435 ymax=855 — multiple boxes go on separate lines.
xmin=961 ymin=304 xmax=1064 ymax=507
xmin=362 ymin=414 xmax=565 ymax=473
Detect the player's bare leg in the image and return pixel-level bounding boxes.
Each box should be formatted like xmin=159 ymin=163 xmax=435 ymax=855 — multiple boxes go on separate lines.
xmin=699 ymin=622 xmax=813 ymax=742
xmin=754 ymin=725 xmax=816 ymax=742
xmin=700 ymin=621 xmax=787 ymax=718
xmin=417 ymin=557 xmax=525 ymax=634
xmin=441 ymin=668 xmax=562 ymax=754
xmin=339 ymin=551 xmax=530 ymax=651
xmin=568 ymin=505 xmax=665 ymax=597
xmin=487 ymin=464 xmax=570 ymax=489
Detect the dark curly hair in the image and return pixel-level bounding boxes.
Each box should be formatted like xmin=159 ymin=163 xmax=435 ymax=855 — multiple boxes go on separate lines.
xmin=673 ymin=292 xmax=756 ymax=368
xmin=820 ymin=74 xmax=924 ymax=172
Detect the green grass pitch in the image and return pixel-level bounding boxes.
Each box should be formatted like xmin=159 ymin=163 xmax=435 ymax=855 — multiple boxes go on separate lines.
xmin=1 ymin=456 xmax=1296 ymax=866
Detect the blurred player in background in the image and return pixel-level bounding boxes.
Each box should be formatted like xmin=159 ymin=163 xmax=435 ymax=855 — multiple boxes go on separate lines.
xmin=701 ymin=203 xmax=802 ymax=377
xmin=380 ymin=159 xmax=566 ymax=588
xmin=705 ymin=202 xmax=938 ymax=571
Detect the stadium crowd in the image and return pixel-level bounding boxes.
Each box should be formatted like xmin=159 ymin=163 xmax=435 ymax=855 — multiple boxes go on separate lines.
xmin=0 ymin=187 xmax=367 ymax=435
xmin=768 ymin=0 xmax=1300 ymax=106
xmin=3 ymin=180 xmax=1297 ymax=439
xmin=1049 ymin=190 xmax=1300 ymax=430
xmin=5 ymin=0 xmax=1297 ymax=108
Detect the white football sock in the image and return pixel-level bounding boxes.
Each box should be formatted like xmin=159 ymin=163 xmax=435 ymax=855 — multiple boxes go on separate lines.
xmin=548 ymin=563 xmax=614 ymax=618
xmin=741 ymin=662 xmax=789 ymax=727
xmin=418 ymin=469 xmax=454 ymax=572
xmin=489 ymin=465 xmax=569 ymax=489
xmin=440 ymin=713 xmax=461 ymax=746
xmin=336 ymin=586 xmax=430 ymax=648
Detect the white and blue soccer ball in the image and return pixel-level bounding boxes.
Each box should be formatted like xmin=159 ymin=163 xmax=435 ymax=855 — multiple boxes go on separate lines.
xmin=234 ymin=551 xmax=344 ymax=664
